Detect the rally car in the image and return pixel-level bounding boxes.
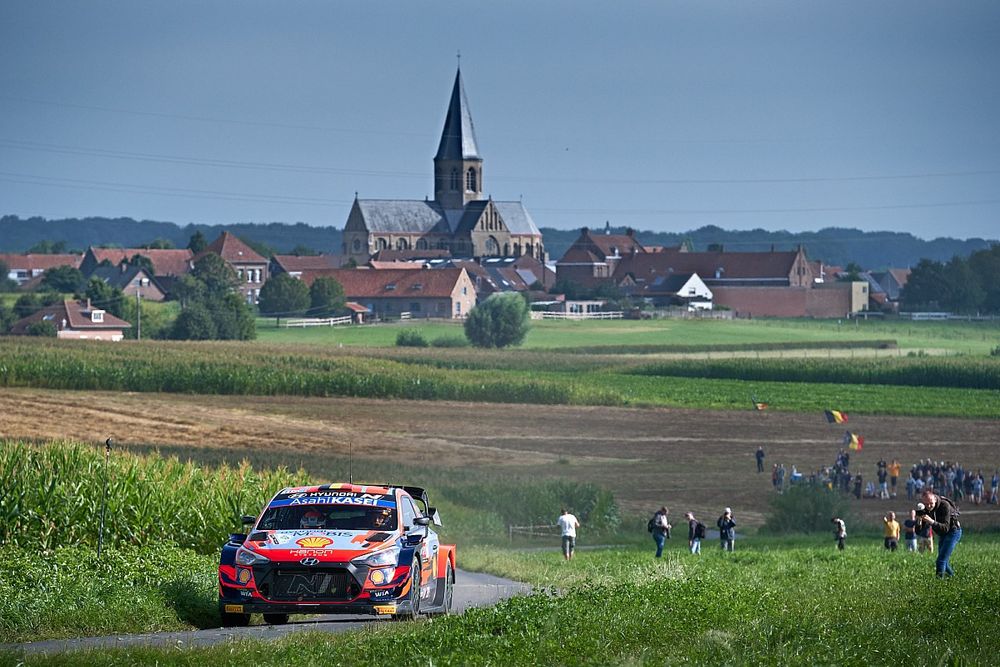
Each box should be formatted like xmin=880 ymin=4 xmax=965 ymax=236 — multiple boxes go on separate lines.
xmin=218 ymin=483 xmax=456 ymax=625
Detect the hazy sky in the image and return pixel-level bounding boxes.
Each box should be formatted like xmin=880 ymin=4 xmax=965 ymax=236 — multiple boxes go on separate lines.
xmin=1 ymin=1 xmax=998 ymax=240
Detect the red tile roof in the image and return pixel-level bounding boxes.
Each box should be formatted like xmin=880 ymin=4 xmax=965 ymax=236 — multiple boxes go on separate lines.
xmin=299 ymin=268 xmax=468 ymax=299
xmin=87 ymin=248 xmax=193 ymax=276
xmin=616 ymin=248 xmax=802 ymax=281
xmin=889 ymin=268 xmax=911 ymax=287
xmin=197 ymin=232 xmax=266 ymax=264
xmin=272 ymin=254 xmax=342 ymax=272
xmin=0 ymin=253 xmax=83 ymax=271
xmin=10 ymin=299 xmax=131 ymax=335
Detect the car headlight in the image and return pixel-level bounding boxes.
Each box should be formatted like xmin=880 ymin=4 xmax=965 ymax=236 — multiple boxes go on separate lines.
xmin=353 ymin=546 xmax=400 ymax=568
xmin=236 ymin=547 xmax=270 ymax=566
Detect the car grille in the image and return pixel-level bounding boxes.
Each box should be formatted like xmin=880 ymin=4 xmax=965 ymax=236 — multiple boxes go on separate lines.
xmin=256 ymin=567 xmax=358 ymax=602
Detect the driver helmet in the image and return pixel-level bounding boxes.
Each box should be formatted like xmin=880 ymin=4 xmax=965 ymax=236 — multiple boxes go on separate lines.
xmin=300 ymin=509 xmax=326 ymax=529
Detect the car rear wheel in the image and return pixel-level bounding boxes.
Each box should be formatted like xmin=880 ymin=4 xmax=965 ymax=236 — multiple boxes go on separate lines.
xmin=263 ymin=613 xmax=289 ymax=625
xmin=432 ymin=562 xmax=454 ymax=616
xmin=392 ymin=556 xmax=421 ymax=621
xmin=220 ymin=611 xmax=251 ymax=627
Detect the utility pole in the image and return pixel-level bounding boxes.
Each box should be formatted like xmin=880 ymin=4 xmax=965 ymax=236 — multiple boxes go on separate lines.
xmin=136 ymin=291 xmax=141 ymax=341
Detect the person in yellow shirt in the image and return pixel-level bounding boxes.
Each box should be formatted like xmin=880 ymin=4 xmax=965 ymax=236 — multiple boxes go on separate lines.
xmin=888 ymin=459 xmax=902 ymax=498
xmin=883 ymin=511 xmax=901 ymax=551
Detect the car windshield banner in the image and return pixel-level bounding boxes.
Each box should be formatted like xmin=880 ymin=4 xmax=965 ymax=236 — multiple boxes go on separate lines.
xmin=268 ymin=490 xmax=396 ymax=509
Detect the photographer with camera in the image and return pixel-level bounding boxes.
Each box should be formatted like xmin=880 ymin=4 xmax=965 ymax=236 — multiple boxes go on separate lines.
xmin=917 ymin=489 xmax=962 ymax=577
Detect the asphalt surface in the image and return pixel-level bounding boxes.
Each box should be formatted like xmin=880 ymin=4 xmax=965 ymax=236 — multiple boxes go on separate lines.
xmin=8 ymin=569 xmax=529 ymax=656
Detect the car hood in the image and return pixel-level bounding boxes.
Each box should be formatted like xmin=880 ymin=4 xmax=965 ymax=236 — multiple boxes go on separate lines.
xmin=244 ymin=529 xmax=398 ymax=562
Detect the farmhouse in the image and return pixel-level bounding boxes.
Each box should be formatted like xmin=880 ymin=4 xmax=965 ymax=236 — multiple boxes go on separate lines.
xmin=9 ymin=299 xmax=131 ymax=341
xmin=193 ymin=232 xmax=269 ymax=305
xmin=269 ymin=254 xmax=342 ymax=278
xmin=299 ymin=268 xmax=476 ymax=320
xmin=0 ymin=253 xmax=83 ymax=286
xmin=341 ymin=69 xmax=545 ymax=266
xmin=80 ymin=247 xmax=193 ymax=292
xmin=89 ymin=263 xmax=167 ymax=301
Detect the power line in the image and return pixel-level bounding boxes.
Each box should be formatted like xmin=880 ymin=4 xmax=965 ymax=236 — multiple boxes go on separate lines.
xmin=3 ymin=136 xmax=999 ymax=186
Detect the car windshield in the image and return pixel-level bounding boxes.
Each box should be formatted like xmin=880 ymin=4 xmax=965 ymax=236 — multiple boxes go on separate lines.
xmin=257 ymin=505 xmax=397 ymax=531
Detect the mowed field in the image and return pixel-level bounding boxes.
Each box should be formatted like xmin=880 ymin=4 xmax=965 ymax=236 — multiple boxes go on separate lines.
xmin=2 ymin=386 xmax=997 ymax=530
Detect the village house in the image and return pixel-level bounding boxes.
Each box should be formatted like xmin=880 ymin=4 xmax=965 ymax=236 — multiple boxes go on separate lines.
xmin=0 ymin=253 xmax=83 ymax=286
xmin=194 ymin=232 xmax=269 ymax=305
xmin=269 ymin=254 xmax=342 ymax=279
xmin=298 ymin=267 xmax=476 ymax=320
xmin=88 ymin=263 xmax=167 ymax=301
xmin=9 ymin=299 xmax=131 ymax=341
xmin=79 ymin=247 xmax=193 ymax=294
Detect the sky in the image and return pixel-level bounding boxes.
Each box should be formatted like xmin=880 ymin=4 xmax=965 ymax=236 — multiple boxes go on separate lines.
xmin=1 ymin=1 xmax=998 ymax=240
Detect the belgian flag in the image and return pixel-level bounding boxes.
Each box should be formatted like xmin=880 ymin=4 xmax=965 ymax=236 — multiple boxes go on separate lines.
xmin=843 ymin=431 xmax=864 ymax=451
xmin=824 ymin=410 xmax=848 ymax=424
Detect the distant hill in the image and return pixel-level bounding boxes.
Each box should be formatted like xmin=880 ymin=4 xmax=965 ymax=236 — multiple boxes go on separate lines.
xmin=0 ymin=215 xmax=993 ymax=270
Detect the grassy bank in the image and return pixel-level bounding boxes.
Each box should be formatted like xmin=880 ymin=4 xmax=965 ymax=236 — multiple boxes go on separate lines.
xmin=6 ymin=538 xmax=998 ymax=665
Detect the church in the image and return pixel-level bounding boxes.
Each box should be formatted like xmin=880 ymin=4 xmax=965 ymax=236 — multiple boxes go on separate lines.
xmin=342 ymin=69 xmax=546 ymax=265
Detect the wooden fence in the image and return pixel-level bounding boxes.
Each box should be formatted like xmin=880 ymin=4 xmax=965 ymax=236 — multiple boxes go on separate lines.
xmin=531 ymin=311 xmax=624 ymax=321
xmin=281 ymin=315 xmax=353 ymax=328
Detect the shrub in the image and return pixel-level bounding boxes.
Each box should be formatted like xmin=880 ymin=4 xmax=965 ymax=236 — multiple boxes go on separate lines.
xmin=761 ymin=485 xmax=857 ymax=534
xmin=258 ymin=273 xmax=310 ymax=317
xmin=396 ymin=329 xmax=429 ymax=347
xmin=26 ymin=320 xmax=58 ymax=337
xmin=464 ymin=292 xmax=530 ymax=348
xmin=431 ymin=335 xmax=470 ymax=348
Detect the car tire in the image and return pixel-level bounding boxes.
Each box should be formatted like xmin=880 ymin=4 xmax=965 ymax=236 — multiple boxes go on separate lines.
xmin=432 ymin=562 xmax=454 ymax=616
xmin=263 ymin=613 xmax=289 ymax=625
xmin=220 ymin=611 xmax=251 ymax=627
xmin=392 ymin=555 xmax=421 ymax=621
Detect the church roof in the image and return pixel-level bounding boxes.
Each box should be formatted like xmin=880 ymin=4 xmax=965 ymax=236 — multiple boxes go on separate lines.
xmin=356 ymin=200 xmax=452 ymax=234
xmin=493 ymin=201 xmax=541 ymax=236
xmin=435 ymin=68 xmax=481 ymax=161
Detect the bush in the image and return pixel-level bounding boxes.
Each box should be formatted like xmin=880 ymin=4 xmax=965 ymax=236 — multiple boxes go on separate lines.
xmin=761 ymin=485 xmax=857 ymax=534
xmin=26 ymin=320 xmax=58 ymax=337
xmin=396 ymin=329 xmax=429 ymax=347
xmin=431 ymin=335 xmax=470 ymax=348
xmin=464 ymin=292 xmax=530 ymax=348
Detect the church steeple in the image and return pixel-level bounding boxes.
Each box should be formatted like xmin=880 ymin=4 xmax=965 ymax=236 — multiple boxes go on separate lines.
xmin=434 ymin=68 xmax=484 ymax=209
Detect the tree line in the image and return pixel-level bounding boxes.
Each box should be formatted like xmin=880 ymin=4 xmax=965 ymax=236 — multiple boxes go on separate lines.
xmin=902 ymin=244 xmax=1000 ymax=314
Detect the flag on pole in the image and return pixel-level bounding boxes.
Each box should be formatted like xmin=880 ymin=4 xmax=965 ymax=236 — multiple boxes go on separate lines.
xmin=752 ymin=395 xmax=768 ymax=411
xmin=824 ymin=410 xmax=848 ymax=424
xmin=843 ymin=431 xmax=864 ymax=451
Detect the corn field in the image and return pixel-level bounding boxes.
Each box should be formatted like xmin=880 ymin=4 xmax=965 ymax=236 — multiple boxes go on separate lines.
xmin=0 ymin=439 xmax=308 ymax=554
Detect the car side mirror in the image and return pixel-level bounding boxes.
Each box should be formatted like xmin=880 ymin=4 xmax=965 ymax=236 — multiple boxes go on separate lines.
xmin=241 ymin=515 xmax=257 ymax=526
xmin=427 ymin=507 xmax=443 ymax=527
xmin=228 ymin=533 xmax=247 ymax=544
xmin=414 ymin=516 xmax=431 ymax=527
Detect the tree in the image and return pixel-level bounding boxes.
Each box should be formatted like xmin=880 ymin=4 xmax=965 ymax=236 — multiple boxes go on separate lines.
xmin=0 ymin=303 xmax=16 ymax=333
xmin=0 ymin=260 xmax=17 ymax=292
xmin=838 ymin=262 xmax=863 ymax=282
xmin=258 ymin=273 xmax=310 ymax=322
xmin=128 ymin=254 xmax=155 ymax=274
xmin=968 ymin=244 xmax=1000 ymax=314
xmin=187 ymin=231 xmax=207 ymax=254
xmin=41 ymin=266 xmax=85 ymax=293
xmin=290 ymin=244 xmax=320 ymax=256
xmin=552 ymin=277 xmax=586 ymax=300
xmin=170 ymin=304 xmax=217 ymax=340
xmin=14 ymin=294 xmax=42 ymax=319
xmin=310 ymin=276 xmax=345 ymax=318
xmin=464 ymin=292 xmax=530 ymax=348
xmin=191 ymin=253 xmax=240 ymax=297
xmin=27 ymin=239 xmax=67 ymax=254
xmin=140 ymin=238 xmax=175 ymax=249
xmin=84 ymin=278 xmax=125 ymax=318
xmin=902 ymin=259 xmax=947 ymax=311
xmin=941 ymin=255 xmax=984 ymax=314
xmin=26 ymin=320 xmax=58 ymax=337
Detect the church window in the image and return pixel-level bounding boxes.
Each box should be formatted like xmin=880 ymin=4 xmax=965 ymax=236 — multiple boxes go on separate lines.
xmin=450 ymin=169 xmax=460 ymax=191
xmin=504 ymin=243 xmax=509 ymax=256
xmin=525 ymin=243 xmax=534 ymax=257
xmin=396 ymin=238 xmax=410 ymax=250
xmin=485 ymin=236 xmax=500 ymax=256
xmin=377 ymin=238 xmax=388 ymax=250
xmin=352 ymin=239 xmax=361 ymax=252
xmin=437 ymin=239 xmax=449 ymax=250
xmin=513 ymin=243 xmax=521 ymax=256
xmin=465 ymin=168 xmax=477 ymax=193
xmin=416 ymin=238 xmax=428 ymax=250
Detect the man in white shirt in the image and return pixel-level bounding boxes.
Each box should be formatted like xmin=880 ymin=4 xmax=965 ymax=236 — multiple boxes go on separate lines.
xmin=557 ymin=508 xmax=580 ymax=561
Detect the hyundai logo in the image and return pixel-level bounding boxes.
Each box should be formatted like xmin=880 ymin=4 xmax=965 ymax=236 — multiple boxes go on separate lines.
xmin=300 ymin=557 xmax=320 ymax=566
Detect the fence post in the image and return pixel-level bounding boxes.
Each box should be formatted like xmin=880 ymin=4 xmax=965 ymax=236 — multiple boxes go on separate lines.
xmin=509 ymin=524 xmax=513 ymax=542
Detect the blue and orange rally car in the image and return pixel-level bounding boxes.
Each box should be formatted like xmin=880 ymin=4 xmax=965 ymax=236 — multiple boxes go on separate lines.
xmin=218 ymin=483 xmax=456 ymax=625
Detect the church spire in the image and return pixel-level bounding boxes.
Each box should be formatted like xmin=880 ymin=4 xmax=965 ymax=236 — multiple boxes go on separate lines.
xmin=435 ymin=68 xmax=481 ymax=161
xmin=434 ymin=67 xmax=484 ymax=209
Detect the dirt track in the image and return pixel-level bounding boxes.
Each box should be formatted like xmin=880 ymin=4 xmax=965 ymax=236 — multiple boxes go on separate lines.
xmin=2 ymin=388 xmax=997 ymax=528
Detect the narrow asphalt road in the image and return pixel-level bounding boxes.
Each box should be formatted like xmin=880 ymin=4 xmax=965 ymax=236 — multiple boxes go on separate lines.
xmin=8 ymin=569 xmax=529 ymax=656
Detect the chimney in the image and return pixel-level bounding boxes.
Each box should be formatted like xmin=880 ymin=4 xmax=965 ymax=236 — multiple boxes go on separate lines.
xmin=626 ymin=228 xmax=634 ymax=238
xmin=86 ymin=297 xmax=91 ymax=310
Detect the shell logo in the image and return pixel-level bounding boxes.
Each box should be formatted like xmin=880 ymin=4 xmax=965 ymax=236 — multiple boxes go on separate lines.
xmin=296 ymin=536 xmax=333 ymax=548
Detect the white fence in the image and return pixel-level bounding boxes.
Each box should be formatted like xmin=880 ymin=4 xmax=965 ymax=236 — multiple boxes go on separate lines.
xmin=532 ymin=311 xmax=624 ymax=321
xmin=281 ymin=315 xmax=353 ymax=328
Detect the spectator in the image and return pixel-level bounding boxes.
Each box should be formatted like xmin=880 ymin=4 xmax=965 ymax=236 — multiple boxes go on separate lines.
xmin=685 ymin=511 xmax=704 ymax=555
xmin=717 ymin=508 xmax=737 ymax=552
xmin=556 ymin=508 xmax=580 ymax=561
xmin=771 ymin=464 xmax=779 ymax=491
xmin=853 ymin=475 xmax=863 ymax=500
xmin=905 ymin=475 xmax=916 ymax=501
xmin=755 ymin=446 xmax=765 ymax=473
xmin=883 ymin=512 xmax=900 ymax=552
xmin=919 ymin=490 xmax=962 ymax=577
xmin=877 ymin=465 xmax=889 ymax=500
xmin=888 ymin=459 xmax=901 ymax=498
xmin=650 ymin=506 xmax=671 ymax=558
xmin=990 ymin=469 xmax=999 ymax=505
xmin=903 ymin=510 xmax=919 ymax=552
xmin=831 ymin=517 xmax=846 ymax=550
xmin=916 ymin=508 xmax=935 ymax=554
xmin=970 ymin=472 xmax=983 ymax=506
xmin=777 ymin=464 xmax=786 ymax=494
